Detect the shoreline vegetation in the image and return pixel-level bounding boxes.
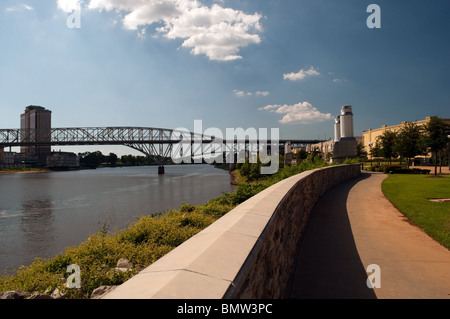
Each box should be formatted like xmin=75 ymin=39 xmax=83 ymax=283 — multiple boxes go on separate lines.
xmin=0 ymin=153 xmax=331 ymax=299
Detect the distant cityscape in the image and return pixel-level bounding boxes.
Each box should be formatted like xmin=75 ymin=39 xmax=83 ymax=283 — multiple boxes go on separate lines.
xmin=1 ymin=105 xmax=449 ymax=170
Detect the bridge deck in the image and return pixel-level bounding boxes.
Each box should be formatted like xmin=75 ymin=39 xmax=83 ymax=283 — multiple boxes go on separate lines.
xmin=0 ymin=127 xmax=325 ymax=147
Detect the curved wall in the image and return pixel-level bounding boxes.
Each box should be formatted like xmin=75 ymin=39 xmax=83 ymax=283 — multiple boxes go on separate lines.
xmin=103 ymin=164 xmax=361 ymax=299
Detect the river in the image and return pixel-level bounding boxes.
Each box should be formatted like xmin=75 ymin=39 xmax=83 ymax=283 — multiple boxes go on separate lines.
xmin=0 ymin=165 xmax=234 ymax=274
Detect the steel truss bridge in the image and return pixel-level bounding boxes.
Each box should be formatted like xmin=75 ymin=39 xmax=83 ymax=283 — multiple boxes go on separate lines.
xmin=0 ymin=127 xmax=325 ymax=169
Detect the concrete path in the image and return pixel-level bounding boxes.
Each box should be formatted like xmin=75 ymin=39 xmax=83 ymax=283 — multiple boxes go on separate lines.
xmin=287 ymin=171 xmax=450 ymax=299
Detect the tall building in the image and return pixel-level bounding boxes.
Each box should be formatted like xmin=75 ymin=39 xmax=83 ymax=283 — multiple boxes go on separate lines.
xmin=20 ymin=106 xmax=52 ymax=161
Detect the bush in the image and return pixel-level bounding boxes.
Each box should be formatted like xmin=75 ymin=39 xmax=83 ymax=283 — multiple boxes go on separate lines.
xmin=387 ymin=167 xmax=431 ymax=174
xmin=229 ymin=183 xmax=265 ymax=205
xmin=179 ymin=203 xmax=195 ymax=213
xmin=364 ymin=164 xmax=431 ymax=174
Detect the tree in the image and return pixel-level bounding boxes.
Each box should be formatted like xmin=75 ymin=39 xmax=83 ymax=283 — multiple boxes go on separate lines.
xmin=295 ymin=149 xmax=308 ymax=161
xmin=394 ymin=122 xmax=426 ymax=168
xmin=423 ymin=117 xmax=449 ymax=175
xmin=238 ymin=156 xmax=264 ymax=180
xmin=105 ymin=152 xmax=118 ymax=166
xmin=239 ymin=159 xmax=251 ymax=178
xmin=376 ymin=130 xmax=398 ymax=164
xmin=78 ymin=151 xmax=104 ymax=168
xmin=120 ymin=155 xmax=135 ymax=166
xmin=370 ymin=143 xmax=382 ymax=165
xmin=249 ymin=161 xmax=261 ymax=180
xmin=357 ymin=142 xmax=368 ymax=160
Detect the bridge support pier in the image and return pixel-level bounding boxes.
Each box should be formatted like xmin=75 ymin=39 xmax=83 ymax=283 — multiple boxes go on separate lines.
xmin=158 ymin=165 xmax=165 ymax=175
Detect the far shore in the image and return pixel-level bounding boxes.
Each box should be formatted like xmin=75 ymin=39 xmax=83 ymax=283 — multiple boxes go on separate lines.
xmin=0 ymin=168 xmax=51 ymax=175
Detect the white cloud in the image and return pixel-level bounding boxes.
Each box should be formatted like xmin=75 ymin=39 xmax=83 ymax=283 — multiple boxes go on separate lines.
xmin=6 ymin=3 xmax=34 ymax=12
xmin=259 ymin=101 xmax=333 ymax=124
xmin=332 ymin=78 xmax=347 ymax=84
xmin=233 ymin=90 xmax=247 ymax=97
xmin=82 ymin=0 xmax=262 ymax=61
xmin=57 ymin=0 xmax=82 ymax=13
xmin=137 ymin=27 xmax=146 ymax=39
xmin=283 ymin=66 xmax=320 ymax=81
xmin=233 ymin=90 xmax=269 ymax=97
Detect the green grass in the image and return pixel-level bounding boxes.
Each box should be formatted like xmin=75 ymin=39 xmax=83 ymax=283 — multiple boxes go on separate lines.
xmin=0 ymin=158 xmax=331 ymax=299
xmin=382 ymin=174 xmax=450 ymax=249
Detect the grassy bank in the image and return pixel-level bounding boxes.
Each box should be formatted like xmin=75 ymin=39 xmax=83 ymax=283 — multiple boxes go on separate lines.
xmin=0 ymin=158 xmax=330 ymax=298
xmin=382 ymin=174 xmax=450 ymax=249
xmin=0 ymin=168 xmax=50 ymax=174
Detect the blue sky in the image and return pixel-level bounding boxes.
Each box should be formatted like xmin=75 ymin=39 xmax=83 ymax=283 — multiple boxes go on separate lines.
xmin=1 ymin=0 xmax=449 ymax=155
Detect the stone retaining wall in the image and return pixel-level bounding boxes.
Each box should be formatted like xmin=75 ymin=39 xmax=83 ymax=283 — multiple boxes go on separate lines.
xmin=103 ymin=164 xmax=361 ymax=299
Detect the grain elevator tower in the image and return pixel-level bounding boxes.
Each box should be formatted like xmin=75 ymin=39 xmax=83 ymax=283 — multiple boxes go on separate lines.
xmin=333 ymin=105 xmax=357 ymax=162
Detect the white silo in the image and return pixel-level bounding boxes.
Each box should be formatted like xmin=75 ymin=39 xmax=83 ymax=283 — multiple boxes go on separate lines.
xmin=284 ymin=141 xmax=292 ymax=166
xmin=284 ymin=141 xmax=292 ymax=155
xmin=339 ymin=105 xmax=354 ymax=138
xmin=334 ymin=116 xmax=341 ymax=142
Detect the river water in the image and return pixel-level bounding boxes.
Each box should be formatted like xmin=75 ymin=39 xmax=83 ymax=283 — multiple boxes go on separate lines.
xmin=0 ymin=165 xmax=234 ymax=274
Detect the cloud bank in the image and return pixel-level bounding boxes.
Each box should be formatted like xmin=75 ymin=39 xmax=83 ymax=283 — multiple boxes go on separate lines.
xmin=233 ymin=90 xmax=269 ymax=97
xmin=57 ymin=0 xmax=263 ymax=61
xmin=283 ymin=66 xmax=320 ymax=81
xmin=259 ymin=101 xmax=333 ymax=124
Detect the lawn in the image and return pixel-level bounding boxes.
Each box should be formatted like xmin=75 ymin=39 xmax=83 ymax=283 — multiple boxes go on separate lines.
xmin=381 ymin=174 xmax=450 ymax=249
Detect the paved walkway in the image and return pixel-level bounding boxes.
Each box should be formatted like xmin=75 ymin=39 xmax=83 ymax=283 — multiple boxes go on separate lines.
xmin=287 ymin=171 xmax=450 ymax=299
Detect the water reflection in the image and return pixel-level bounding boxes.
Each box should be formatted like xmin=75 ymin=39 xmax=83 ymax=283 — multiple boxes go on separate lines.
xmin=20 ymin=199 xmax=56 ymax=263
xmin=18 ymin=172 xmax=57 ymax=268
xmin=0 ymin=165 xmax=233 ymax=274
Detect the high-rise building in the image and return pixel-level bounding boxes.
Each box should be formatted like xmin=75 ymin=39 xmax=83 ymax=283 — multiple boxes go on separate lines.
xmin=20 ymin=105 xmax=52 ymax=161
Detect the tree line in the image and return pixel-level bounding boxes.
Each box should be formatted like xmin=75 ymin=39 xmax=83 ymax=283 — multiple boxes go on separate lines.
xmin=369 ymin=117 xmax=449 ymax=175
xmin=77 ymin=151 xmax=171 ymax=168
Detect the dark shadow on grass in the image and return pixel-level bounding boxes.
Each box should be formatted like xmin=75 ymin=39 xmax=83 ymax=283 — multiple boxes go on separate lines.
xmin=286 ymin=172 xmax=377 ymax=299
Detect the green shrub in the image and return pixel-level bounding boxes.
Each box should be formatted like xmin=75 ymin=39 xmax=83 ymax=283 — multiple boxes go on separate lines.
xmin=179 ymin=203 xmax=195 ymax=213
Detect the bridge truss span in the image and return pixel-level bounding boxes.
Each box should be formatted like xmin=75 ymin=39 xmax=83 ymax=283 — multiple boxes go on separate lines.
xmin=0 ymin=127 xmax=216 ymax=165
xmin=0 ymin=127 xmax=325 ymax=166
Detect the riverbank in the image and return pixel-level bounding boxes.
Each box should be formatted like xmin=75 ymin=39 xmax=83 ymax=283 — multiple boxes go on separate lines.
xmin=0 ymin=159 xmax=330 ymax=299
xmin=0 ymin=168 xmax=50 ymax=175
